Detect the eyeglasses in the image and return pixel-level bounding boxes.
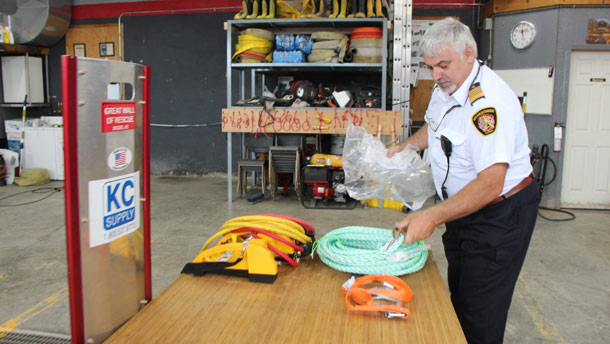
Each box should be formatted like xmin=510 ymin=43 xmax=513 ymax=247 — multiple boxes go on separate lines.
xmin=426 ymin=62 xmax=483 ymax=132
xmin=426 ymin=104 xmax=460 ymax=132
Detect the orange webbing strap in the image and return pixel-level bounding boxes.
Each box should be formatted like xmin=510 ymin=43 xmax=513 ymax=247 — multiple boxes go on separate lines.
xmin=342 ymin=275 xmax=413 ymax=319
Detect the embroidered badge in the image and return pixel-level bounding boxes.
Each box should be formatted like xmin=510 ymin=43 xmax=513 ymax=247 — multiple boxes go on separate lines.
xmin=472 ymin=107 xmax=497 ymax=136
xmin=468 ymin=82 xmax=485 ymax=105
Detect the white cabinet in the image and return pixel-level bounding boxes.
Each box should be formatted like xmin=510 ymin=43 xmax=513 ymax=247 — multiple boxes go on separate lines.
xmin=1 ymin=55 xmax=44 ymax=103
xmin=24 ymin=127 xmax=64 ymax=180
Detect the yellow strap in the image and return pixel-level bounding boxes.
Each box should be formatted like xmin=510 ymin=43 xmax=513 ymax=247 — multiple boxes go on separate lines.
xmin=277 ymin=0 xmax=301 ymax=19
xmin=233 ymin=34 xmax=273 ymax=59
xmin=199 ymin=216 xmax=311 ymax=253
xmin=311 ymin=31 xmax=348 ymax=41
xmin=241 ymin=28 xmax=275 ymax=41
xmin=308 ymin=49 xmax=337 ymax=62
xmin=224 ymin=217 xmax=308 ymax=240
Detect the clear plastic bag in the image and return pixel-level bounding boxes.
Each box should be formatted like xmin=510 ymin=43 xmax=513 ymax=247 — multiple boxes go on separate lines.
xmin=342 ymin=123 xmax=435 ymax=210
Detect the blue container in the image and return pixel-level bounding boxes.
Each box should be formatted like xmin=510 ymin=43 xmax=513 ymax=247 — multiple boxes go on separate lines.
xmin=295 ymin=34 xmax=313 ymax=54
xmin=272 ymin=50 xmax=306 ymax=63
xmin=275 ymin=34 xmax=295 ymax=51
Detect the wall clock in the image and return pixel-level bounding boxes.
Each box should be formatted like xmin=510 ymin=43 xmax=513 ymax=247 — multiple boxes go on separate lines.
xmin=510 ymin=21 xmax=536 ymax=49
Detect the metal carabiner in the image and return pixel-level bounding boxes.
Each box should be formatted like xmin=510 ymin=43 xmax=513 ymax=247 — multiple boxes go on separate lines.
xmin=392 ymin=226 xmax=401 ymax=240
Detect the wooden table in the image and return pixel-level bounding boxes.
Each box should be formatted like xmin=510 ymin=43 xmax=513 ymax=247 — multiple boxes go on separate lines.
xmin=107 ymin=254 xmax=466 ymax=343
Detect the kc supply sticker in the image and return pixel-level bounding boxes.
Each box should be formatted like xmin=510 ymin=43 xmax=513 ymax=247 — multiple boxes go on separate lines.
xmin=88 ymin=171 xmax=140 ymax=247
xmin=101 ymin=101 xmax=136 ymax=132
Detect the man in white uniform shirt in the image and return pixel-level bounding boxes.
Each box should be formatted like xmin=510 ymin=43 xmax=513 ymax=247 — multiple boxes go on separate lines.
xmin=387 ymin=18 xmax=540 ymax=343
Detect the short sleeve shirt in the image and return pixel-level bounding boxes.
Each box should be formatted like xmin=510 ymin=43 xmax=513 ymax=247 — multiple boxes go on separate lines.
xmin=425 ymin=61 xmax=533 ymax=199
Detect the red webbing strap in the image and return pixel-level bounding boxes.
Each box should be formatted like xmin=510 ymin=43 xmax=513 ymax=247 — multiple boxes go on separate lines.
xmin=342 ymin=275 xmax=413 ymax=319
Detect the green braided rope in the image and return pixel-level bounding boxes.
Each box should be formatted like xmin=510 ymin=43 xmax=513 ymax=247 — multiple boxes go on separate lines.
xmin=314 ymin=226 xmax=428 ymax=276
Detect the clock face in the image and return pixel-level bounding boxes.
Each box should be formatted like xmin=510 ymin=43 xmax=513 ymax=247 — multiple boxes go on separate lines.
xmin=510 ymin=21 xmax=536 ymax=49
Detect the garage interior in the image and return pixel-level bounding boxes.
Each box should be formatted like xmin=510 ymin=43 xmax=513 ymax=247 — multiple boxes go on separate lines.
xmin=0 ymin=0 xmax=609 ymax=343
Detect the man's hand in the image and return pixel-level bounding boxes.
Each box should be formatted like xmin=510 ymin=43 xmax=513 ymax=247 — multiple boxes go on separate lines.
xmin=394 ymin=209 xmax=438 ymax=244
xmin=386 ymin=123 xmax=429 ymax=158
xmin=386 ymin=144 xmax=404 ymax=158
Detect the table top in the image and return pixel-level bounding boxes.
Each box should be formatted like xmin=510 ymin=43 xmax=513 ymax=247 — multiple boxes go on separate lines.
xmin=106 ymin=254 xmax=466 ymax=344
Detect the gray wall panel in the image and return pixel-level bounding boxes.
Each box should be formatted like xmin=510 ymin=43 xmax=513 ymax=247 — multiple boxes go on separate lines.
xmin=492 ymin=9 xmax=559 ymax=69
xmin=492 ymin=6 xmax=610 ymax=207
xmin=123 ymin=12 xmax=239 ymax=175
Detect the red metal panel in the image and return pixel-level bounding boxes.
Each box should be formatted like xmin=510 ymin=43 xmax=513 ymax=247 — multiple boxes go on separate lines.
xmin=142 ymin=66 xmax=152 ymax=301
xmin=72 ymin=0 xmax=241 ymax=20
xmin=61 ymin=55 xmax=85 ymax=344
xmin=414 ymin=0 xmax=479 ymax=8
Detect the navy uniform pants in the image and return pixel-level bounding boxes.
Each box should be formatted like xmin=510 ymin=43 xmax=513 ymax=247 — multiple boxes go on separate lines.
xmin=443 ymin=180 xmax=540 ymax=344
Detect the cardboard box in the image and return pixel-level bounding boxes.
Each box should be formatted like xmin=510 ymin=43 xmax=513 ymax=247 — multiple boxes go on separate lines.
xmin=5 ymin=118 xmax=41 ymax=140
xmin=40 ymin=116 xmax=63 ymax=127
xmin=4 ymin=118 xmax=41 ymax=160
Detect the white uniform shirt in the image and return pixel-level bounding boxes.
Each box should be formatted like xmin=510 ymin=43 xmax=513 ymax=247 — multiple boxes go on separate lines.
xmin=425 ymin=61 xmax=533 ymax=200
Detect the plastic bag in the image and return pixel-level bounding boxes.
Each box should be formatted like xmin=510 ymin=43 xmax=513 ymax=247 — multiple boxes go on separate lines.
xmin=342 ymin=123 xmax=435 ymax=210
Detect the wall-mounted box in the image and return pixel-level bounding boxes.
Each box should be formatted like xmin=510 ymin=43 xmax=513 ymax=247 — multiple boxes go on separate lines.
xmin=1 ymin=55 xmax=44 ymax=104
xmin=494 ymin=68 xmax=554 ymax=115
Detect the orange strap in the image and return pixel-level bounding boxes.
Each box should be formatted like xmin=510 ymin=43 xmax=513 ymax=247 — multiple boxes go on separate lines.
xmin=342 ymin=275 xmax=413 ymax=319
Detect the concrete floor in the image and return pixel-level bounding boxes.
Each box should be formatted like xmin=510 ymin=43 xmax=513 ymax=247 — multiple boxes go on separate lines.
xmin=0 ymin=174 xmax=609 ymax=343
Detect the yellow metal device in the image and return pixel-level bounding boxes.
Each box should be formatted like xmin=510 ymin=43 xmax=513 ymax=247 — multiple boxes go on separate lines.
xmin=182 ymin=214 xmax=315 ymax=283
xmin=310 ymin=153 xmax=342 ymax=167
xmin=185 ymin=237 xmax=279 ymax=283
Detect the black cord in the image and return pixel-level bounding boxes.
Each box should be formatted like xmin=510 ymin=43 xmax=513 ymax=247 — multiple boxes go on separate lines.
xmin=532 ymin=144 xmax=574 ymax=221
xmin=537 ymin=206 xmax=576 ymax=221
xmin=0 ymin=187 xmax=63 ymax=207
xmin=258 ymin=108 xmax=275 ymax=128
xmin=440 ymin=135 xmax=452 ymax=200
xmin=441 ymin=155 xmax=450 ymax=200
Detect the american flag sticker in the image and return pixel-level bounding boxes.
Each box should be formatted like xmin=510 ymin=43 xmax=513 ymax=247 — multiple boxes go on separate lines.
xmin=107 ymin=147 xmax=132 ymax=171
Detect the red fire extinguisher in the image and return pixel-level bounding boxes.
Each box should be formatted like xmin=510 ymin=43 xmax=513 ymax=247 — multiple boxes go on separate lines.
xmin=553 ymin=123 xmax=563 ymax=152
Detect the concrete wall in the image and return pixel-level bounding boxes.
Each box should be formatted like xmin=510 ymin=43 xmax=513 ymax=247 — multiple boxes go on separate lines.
xmin=122 ymin=12 xmax=237 ymax=175
xmin=491 ymin=6 xmax=610 ymax=207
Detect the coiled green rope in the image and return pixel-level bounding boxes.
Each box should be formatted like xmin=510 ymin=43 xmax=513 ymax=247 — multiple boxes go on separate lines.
xmin=313 ymin=226 xmax=428 ymax=276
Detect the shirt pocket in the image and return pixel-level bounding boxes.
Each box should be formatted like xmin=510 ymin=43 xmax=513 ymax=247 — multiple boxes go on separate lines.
xmin=436 ymin=127 xmax=471 ymax=171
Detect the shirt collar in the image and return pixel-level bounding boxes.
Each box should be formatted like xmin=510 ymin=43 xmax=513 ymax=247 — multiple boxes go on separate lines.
xmin=446 ymin=60 xmax=480 ymax=106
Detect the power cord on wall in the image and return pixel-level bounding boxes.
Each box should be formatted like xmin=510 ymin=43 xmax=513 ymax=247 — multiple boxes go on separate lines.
xmin=531 ymin=144 xmax=575 ymax=221
xmin=0 ymin=187 xmax=63 ymax=207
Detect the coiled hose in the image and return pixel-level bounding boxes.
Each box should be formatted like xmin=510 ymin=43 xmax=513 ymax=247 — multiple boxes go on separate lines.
xmin=314 ymin=226 xmax=428 ymax=276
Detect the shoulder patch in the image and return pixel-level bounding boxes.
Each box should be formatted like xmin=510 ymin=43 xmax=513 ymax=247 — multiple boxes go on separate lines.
xmin=472 ymin=107 xmax=497 ymax=136
xmin=468 ymin=82 xmax=485 ymax=105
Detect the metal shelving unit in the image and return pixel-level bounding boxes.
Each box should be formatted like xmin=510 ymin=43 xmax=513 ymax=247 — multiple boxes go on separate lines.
xmin=226 ymin=18 xmax=388 ymax=203
xmin=224 ymin=18 xmax=392 ymax=202
xmin=226 ymin=18 xmax=388 ymax=110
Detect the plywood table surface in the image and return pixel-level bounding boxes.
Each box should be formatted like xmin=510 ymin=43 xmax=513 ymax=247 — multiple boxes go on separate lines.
xmin=107 ymin=254 xmax=466 ymax=344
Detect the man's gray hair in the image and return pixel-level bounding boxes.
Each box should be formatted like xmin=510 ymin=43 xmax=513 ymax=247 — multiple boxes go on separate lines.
xmin=420 ymin=17 xmax=478 ymax=59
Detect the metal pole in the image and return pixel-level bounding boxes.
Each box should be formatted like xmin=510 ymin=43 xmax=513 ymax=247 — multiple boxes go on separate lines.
xmin=142 ymin=66 xmax=152 ymax=301
xmin=227 ymin=22 xmax=233 ymax=203
xmin=62 ymin=55 xmax=85 ymax=344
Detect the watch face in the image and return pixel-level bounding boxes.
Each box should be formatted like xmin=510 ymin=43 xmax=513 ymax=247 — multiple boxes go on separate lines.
xmin=510 ymin=21 xmax=536 ymax=49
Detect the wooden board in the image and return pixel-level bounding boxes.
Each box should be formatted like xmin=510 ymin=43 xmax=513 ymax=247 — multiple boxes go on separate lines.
xmin=410 ymin=80 xmax=435 ymax=122
xmin=106 ymin=254 xmax=466 ymax=344
xmin=65 ymin=24 xmax=122 ymax=60
xmin=481 ymin=0 xmax=609 ymax=20
xmin=222 ymin=108 xmax=403 ymax=135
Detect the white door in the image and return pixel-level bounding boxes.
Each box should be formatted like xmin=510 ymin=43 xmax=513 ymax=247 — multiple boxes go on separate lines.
xmin=561 ymin=50 xmax=610 ymax=209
